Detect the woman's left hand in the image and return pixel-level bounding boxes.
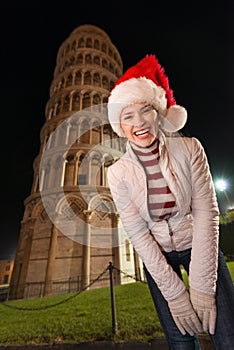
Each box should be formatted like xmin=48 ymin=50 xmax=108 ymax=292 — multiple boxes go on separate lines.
xmin=190 ymin=288 xmax=217 ymax=334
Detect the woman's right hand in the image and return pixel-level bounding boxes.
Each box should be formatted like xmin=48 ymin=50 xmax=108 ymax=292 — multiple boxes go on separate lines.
xmin=168 ymin=290 xmax=203 ymax=336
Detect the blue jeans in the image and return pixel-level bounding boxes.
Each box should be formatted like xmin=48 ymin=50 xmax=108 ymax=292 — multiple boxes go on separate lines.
xmin=144 ymin=248 xmax=234 ymax=350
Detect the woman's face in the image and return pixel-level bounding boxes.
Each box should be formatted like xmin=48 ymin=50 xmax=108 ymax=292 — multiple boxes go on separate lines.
xmin=120 ymin=103 xmax=158 ymax=147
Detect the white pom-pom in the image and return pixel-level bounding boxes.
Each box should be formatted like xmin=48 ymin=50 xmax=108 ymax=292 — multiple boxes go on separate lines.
xmin=160 ymin=105 xmax=187 ymax=132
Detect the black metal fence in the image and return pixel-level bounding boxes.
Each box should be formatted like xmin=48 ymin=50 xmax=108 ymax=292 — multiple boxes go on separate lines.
xmin=5 ymin=265 xmax=137 ymax=301
xmin=1 ymin=262 xmax=145 ymax=335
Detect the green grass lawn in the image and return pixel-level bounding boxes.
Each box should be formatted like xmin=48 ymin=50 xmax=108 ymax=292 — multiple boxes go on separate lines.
xmin=0 ymin=282 xmax=163 ymax=345
xmin=227 ymin=260 xmax=234 ymax=278
xmin=0 ymin=262 xmax=233 ymax=346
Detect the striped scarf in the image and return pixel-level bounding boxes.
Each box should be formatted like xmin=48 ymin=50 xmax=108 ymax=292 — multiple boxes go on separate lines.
xmin=130 ymin=139 xmax=178 ymax=220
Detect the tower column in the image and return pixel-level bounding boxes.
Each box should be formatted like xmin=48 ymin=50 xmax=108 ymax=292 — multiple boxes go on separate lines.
xmin=133 ymin=250 xmax=142 ymax=281
xmin=81 ymin=210 xmax=91 ymax=289
xmin=16 ymin=218 xmax=36 ymax=299
xmin=44 ymin=222 xmax=58 ymax=296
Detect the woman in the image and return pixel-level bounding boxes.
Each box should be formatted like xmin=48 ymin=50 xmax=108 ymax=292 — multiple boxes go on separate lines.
xmin=107 ymin=54 xmax=234 ymax=349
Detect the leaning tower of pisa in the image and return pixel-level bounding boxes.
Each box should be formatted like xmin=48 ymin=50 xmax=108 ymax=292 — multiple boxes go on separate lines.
xmin=9 ymin=24 xmax=144 ymax=299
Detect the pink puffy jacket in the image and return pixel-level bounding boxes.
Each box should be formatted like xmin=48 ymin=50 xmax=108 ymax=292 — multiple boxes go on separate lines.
xmin=107 ymin=133 xmax=220 ymax=301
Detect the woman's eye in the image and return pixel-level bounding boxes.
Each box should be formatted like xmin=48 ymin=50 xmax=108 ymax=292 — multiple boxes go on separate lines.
xmin=143 ymin=107 xmax=153 ymax=114
xmin=123 ymin=115 xmax=132 ymax=120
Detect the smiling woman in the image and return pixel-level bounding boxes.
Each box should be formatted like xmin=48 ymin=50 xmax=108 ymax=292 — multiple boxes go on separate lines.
xmin=106 ymin=54 xmax=234 ymax=350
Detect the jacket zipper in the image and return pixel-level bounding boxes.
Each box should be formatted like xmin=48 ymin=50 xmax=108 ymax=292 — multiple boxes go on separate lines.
xmin=166 ymin=218 xmax=176 ymax=251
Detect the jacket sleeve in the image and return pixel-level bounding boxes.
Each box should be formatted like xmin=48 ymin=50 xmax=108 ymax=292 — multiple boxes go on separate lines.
xmin=189 ymin=137 xmax=220 ymax=295
xmin=107 ymin=163 xmax=187 ymax=301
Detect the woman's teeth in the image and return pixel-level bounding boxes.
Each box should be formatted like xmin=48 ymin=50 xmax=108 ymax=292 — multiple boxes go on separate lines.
xmin=135 ymin=129 xmax=149 ymax=136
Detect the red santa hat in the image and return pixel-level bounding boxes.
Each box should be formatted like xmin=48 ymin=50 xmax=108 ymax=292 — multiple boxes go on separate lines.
xmin=107 ymin=54 xmax=187 ymax=137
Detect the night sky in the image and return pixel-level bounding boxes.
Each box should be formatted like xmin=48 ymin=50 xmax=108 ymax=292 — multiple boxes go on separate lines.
xmin=0 ymin=2 xmax=234 ymax=259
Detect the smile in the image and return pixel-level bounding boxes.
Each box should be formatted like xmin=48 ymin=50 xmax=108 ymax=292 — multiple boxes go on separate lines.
xmin=134 ymin=128 xmax=150 ymax=136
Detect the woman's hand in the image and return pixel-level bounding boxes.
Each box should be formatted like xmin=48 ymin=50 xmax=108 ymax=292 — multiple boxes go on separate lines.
xmin=168 ymin=290 xmax=203 ymax=336
xmin=190 ymin=288 xmax=217 ymax=334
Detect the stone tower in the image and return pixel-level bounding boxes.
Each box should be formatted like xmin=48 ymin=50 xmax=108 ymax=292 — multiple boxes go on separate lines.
xmin=10 ymin=24 xmax=144 ymax=299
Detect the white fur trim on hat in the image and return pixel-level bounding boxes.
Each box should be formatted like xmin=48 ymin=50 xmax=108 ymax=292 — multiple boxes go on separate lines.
xmin=108 ymin=77 xmax=187 ymax=136
xmin=159 ymin=105 xmax=187 ymax=133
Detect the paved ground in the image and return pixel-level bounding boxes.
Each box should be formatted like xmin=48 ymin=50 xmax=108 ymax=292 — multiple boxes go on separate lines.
xmin=0 ymin=340 xmax=167 ymax=350
xmin=0 ymin=335 xmax=213 ymax=350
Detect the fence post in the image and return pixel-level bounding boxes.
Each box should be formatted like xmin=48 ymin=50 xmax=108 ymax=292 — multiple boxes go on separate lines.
xmin=108 ymin=261 xmax=118 ymax=334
